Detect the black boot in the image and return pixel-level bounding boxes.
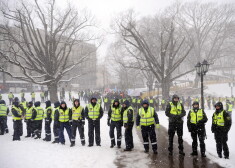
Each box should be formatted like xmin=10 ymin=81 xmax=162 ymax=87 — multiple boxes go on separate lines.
xmin=201 ymin=152 xmax=206 ymax=157
xmin=70 ymin=142 xmax=75 ymax=147
xmin=179 ymin=150 xmax=185 ymax=156
xmin=144 ymin=149 xmax=149 ymax=153
xmin=169 ymin=151 xmax=173 ymax=156
xmin=190 ymin=151 xmax=198 ymax=156
xmin=124 ymin=148 xmax=132 ymax=151
xmin=153 ymin=150 xmax=158 ymax=154
xmin=218 ymin=154 xmax=222 ymax=158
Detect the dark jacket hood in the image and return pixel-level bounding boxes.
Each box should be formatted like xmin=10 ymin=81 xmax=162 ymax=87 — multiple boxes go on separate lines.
xmin=123 ymin=100 xmax=130 ymax=108
xmin=45 ymin=100 xmax=51 ymax=108
xmin=0 ymin=100 xmax=6 ymax=105
xmin=34 ymin=101 xmax=41 ymax=107
xmin=54 ymin=101 xmax=60 ymax=108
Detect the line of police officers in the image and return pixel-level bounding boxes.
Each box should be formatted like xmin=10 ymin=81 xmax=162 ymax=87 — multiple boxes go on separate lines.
xmin=0 ymin=94 xmax=232 ymax=159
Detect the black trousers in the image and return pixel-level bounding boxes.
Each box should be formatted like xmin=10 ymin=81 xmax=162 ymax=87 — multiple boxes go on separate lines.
xmin=44 ymin=119 xmax=52 ymax=141
xmin=88 ymin=119 xmax=101 ymax=145
xmin=34 ymin=120 xmax=42 ymax=138
xmin=124 ymin=122 xmax=134 ymax=149
xmin=109 ymin=121 xmax=122 ymax=146
xmin=26 ymin=119 xmax=33 ymax=136
xmin=168 ymin=122 xmax=184 ymax=152
xmin=191 ymin=128 xmax=206 ymax=153
xmin=13 ymin=120 xmax=23 ymax=140
xmin=214 ymin=130 xmax=229 ymax=157
xmin=141 ymin=125 xmax=157 ymax=151
xmin=0 ymin=116 xmax=5 ymax=135
xmin=53 ymin=122 xmax=60 ymax=142
xmin=71 ymin=120 xmax=85 ymax=145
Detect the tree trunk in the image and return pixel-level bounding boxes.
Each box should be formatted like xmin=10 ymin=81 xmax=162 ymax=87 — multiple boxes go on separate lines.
xmin=48 ymin=82 xmax=59 ymax=103
xmin=162 ymin=78 xmax=170 ymax=100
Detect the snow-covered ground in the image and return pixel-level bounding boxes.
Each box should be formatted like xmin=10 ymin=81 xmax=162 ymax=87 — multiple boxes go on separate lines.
xmin=157 ymin=109 xmax=235 ymax=168
xmin=0 ymin=93 xmax=151 ymax=168
xmin=1 ymin=82 xmax=235 ymax=168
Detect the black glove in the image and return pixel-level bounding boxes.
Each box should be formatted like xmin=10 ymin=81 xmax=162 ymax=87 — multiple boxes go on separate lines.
xmin=82 ymin=120 xmax=85 ymax=125
xmin=107 ymin=119 xmax=110 ymax=126
xmin=120 ymin=121 xmax=123 ymax=127
xmin=69 ymin=120 xmax=73 ymax=126
xmin=188 ymin=127 xmax=192 ymax=132
xmin=124 ymin=123 xmax=128 ymax=128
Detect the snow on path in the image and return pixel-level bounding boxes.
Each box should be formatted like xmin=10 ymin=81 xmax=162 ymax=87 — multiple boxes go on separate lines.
xmin=0 ymin=97 xmax=151 ymax=168
xmin=157 ymin=109 xmax=235 ymax=168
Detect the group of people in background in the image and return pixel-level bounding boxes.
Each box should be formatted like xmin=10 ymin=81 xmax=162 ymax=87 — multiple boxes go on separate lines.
xmin=0 ymin=91 xmax=232 ymax=159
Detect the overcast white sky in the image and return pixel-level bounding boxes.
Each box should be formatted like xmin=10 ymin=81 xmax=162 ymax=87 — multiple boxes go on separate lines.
xmin=58 ymin=0 xmax=233 ymax=62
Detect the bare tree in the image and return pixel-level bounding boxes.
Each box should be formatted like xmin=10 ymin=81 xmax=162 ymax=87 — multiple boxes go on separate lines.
xmin=0 ymin=0 xmax=98 ymax=102
xmin=178 ymin=2 xmax=235 ymax=74
xmin=112 ymin=9 xmax=194 ymax=99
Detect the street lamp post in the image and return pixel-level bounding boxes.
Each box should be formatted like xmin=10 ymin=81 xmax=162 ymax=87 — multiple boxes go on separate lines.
xmin=195 ymin=60 xmax=210 ymax=110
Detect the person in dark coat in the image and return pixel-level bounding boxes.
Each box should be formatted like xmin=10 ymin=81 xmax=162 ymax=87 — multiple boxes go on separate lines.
xmin=108 ymin=99 xmax=123 ymax=148
xmin=122 ymin=100 xmax=134 ymax=151
xmin=43 ymin=100 xmax=52 ymax=141
xmin=187 ymin=101 xmax=207 ymax=157
xmin=0 ymin=100 xmax=9 ymax=135
xmin=11 ymin=97 xmax=24 ymax=141
xmin=52 ymin=101 xmax=60 ymax=144
xmin=70 ymin=99 xmax=85 ymax=147
xmin=55 ymin=101 xmax=72 ymax=145
xmin=31 ymin=101 xmax=44 ymax=139
xmin=165 ymin=94 xmax=186 ymax=156
xmin=85 ymin=97 xmax=103 ymax=147
xmin=136 ymin=100 xmax=159 ymax=154
xmin=211 ymin=102 xmax=232 ymax=159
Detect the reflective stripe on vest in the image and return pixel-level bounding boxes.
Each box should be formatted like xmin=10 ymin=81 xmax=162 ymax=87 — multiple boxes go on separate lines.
xmin=72 ymin=106 xmax=83 ymax=120
xmin=213 ymin=110 xmax=225 ymax=126
xmin=51 ymin=107 xmax=59 ymax=120
xmin=139 ymin=107 xmax=155 ymax=126
xmin=59 ymin=109 xmax=70 ymax=122
xmin=12 ymin=106 xmax=22 ymax=120
xmin=0 ymin=104 xmax=7 ymax=116
xmin=25 ymin=107 xmax=33 ymax=119
xmin=44 ymin=107 xmax=52 ymax=119
xmin=190 ymin=109 xmax=203 ymax=124
xmin=34 ymin=107 xmax=44 ymax=120
xmin=123 ymin=106 xmax=134 ymax=123
xmin=111 ymin=106 xmax=122 ymax=121
xmin=87 ymin=104 xmax=100 ymax=119
xmin=169 ymin=102 xmax=182 ymax=115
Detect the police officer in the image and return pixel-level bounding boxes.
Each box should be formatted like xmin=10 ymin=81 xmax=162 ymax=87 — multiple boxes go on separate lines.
xmin=136 ymin=100 xmax=159 ymax=154
xmin=108 ymin=99 xmax=122 ymax=148
xmin=70 ymin=99 xmax=85 ymax=147
xmin=104 ymin=96 xmax=109 ymax=111
xmin=32 ymin=101 xmax=44 ymax=139
xmin=43 ymin=100 xmax=52 ymax=141
xmin=165 ymin=94 xmax=186 ymax=156
xmin=122 ymin=100 xmax=134 ymax=151
xmin=0 ymin=100 xmax=9 ymax=135
xmin=52 ymin=101 xmax=60 ymax=144
xmin=55 ymin=101 xmax=72 ymax=145
xmin=226 ymin=100 xmax=232 ymax=118
xmin=187 ymin=101 xmax=207 ymax=157
xmin=11 ymin=97 xmax=24 ymax=141
xmin=31 ymin=92 xmax=36 ymax=103
xmin=8 ymin=92 xmax=14 ymax=105
xmin=20 ymin=91 xmax=25 ymax=102
xmin=85 ymin=97 xmax=103 ymax=147
xmin=25 ymin=101 xmax=34 ymax=137
xmin=212 ymin=102 xmax=231 ymax=159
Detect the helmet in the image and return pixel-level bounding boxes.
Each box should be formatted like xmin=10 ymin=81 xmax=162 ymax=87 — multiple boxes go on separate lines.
xmin=214 ymin=102 xmax=223 ymax=109
xmin=142 ymin=99 xmax=149 ymax=105
xmin=192 ymin=101 xmax=199 ymax=106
